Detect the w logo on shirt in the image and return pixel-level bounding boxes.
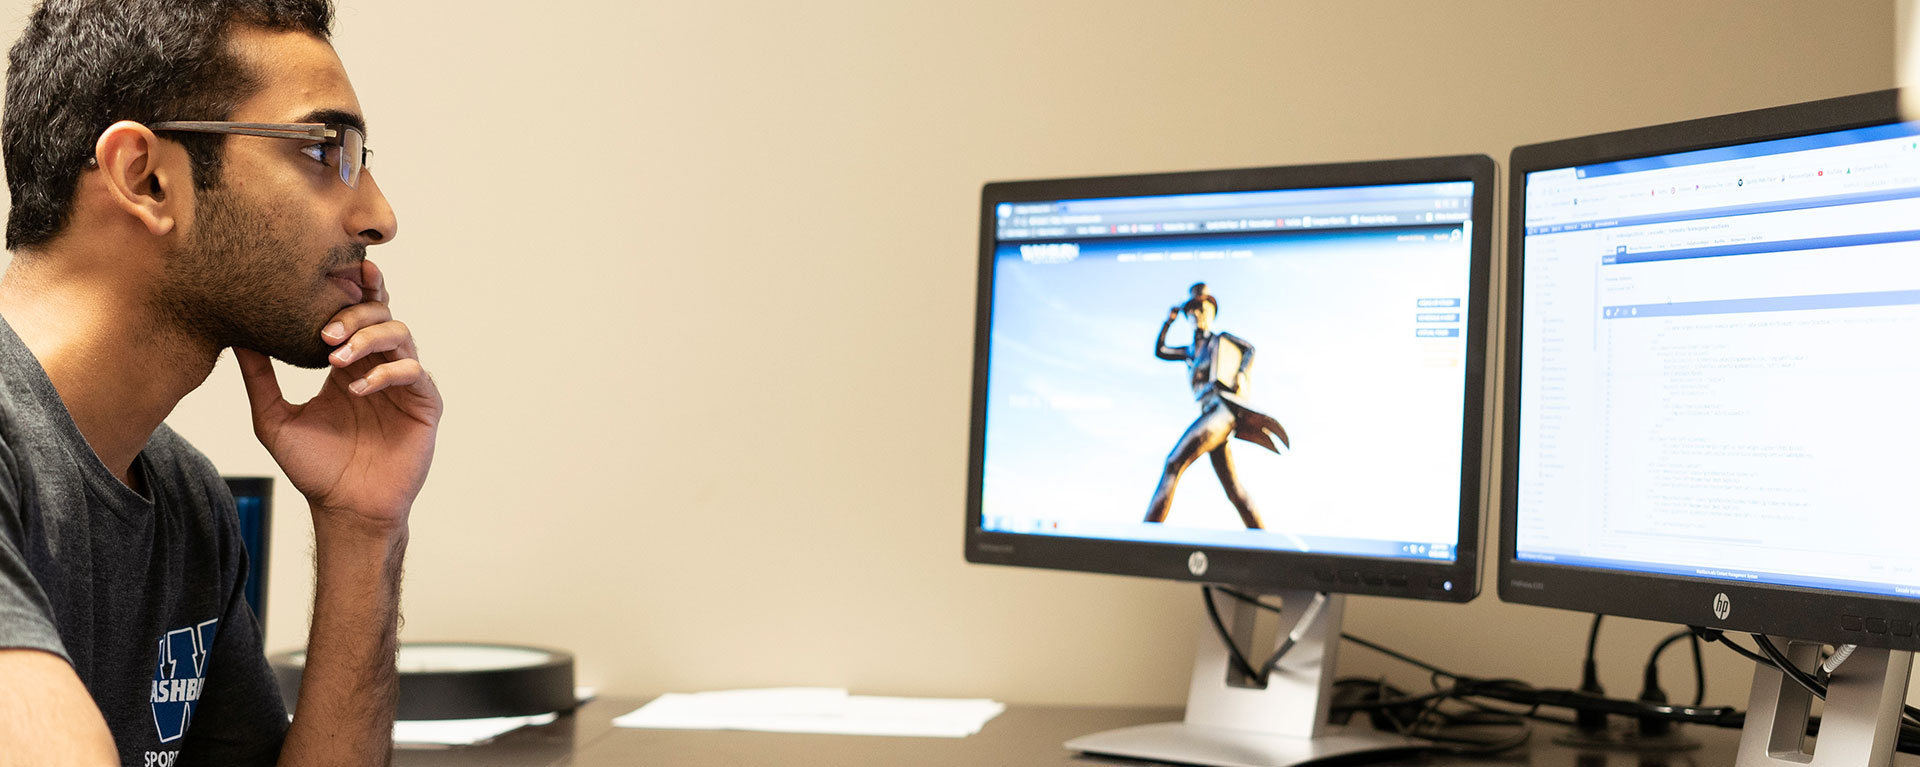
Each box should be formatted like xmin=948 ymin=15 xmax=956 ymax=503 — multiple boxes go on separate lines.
xmin=150 ymin=619 xmax=218 ymax=743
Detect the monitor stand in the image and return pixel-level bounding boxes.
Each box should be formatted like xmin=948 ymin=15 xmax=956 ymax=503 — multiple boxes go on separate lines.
xmin=1736 ymin=637 xmax=1913 ymax=767
xmin=1066 ymin=590 xmax=1418 ymax=767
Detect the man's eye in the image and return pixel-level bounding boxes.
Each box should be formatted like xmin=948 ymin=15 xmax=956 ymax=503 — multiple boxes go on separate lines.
xmin=300 ymin=145 xmax=328 ymax=164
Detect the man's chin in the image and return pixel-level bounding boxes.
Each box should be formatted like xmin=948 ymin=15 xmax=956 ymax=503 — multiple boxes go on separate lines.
xmin=244 ymin=342 xmax=334 ymax=370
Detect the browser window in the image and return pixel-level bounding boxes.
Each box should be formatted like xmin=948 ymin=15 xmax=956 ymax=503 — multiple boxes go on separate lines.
xmin=1516 ymin=123 xmax=1920 ymax=596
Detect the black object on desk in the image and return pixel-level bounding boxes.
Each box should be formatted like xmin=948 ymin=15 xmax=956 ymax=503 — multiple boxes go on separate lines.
xmin=273 ymin=643 xmax=576 ymax=720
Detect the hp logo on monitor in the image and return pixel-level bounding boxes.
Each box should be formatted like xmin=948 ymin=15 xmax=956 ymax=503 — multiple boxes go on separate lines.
xmin=1188 ymin=551 xmax=1209 ymax=577
xmin=1712 ymin=593 xmax=1732 ymax=621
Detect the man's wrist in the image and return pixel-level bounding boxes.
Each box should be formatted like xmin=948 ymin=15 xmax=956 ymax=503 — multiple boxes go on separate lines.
xmin=310 ymin=505 xmax=410 ymax=550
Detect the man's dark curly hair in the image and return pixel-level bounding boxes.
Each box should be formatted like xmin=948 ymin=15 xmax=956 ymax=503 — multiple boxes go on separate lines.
xmin=3 ymin=0 xmax=334 ymax=250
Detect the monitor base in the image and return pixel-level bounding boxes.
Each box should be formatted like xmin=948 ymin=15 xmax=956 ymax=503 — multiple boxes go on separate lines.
xmin=1067 ymin=721 xmax=1420 ymax=767
xmin=1065 ymin=591 xmax=1418 ymax=767
xmin=1736 ymin=639 xmax=1912 ymax=767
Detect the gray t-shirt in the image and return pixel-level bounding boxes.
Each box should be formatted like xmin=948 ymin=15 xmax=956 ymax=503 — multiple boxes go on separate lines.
xmin=0 ymin=317 xmax=286 ymax=765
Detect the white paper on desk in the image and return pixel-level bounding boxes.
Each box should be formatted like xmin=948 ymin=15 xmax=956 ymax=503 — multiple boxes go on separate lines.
xmin=389 ymin=687 xmax=592 ymax=748
xmin=392 ymin=712 xmax=558 ymax=748
xmin=613 ymin=687 xmax=1006 ymax=738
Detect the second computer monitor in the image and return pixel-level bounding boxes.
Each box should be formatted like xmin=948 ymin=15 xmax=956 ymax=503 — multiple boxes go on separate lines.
xmin=968 ymin=155 xmax=1494 ymax=598
xmin=1503 ymin=89 xmax=1920 ymax=767
xmin=1503 ymin=90 xmax=1920 ymax=643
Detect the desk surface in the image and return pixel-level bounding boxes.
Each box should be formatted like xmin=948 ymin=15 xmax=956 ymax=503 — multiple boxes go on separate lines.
xmin=392 ymin=696 xmax=1917 ymax=767
xmin=393 ymin=697 xmax=1180 ymax=767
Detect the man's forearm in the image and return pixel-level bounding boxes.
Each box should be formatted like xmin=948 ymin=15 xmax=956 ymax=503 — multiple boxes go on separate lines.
xmin=278 ymin=519 xmax=407 ymax=767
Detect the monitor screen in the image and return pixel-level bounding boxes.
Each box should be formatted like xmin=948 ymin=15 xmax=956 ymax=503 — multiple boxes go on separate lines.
xmin=968 ymin=157 xmax=1493 ymax=599
xmin=1503 ymin=90 xmax=1920 ymax=646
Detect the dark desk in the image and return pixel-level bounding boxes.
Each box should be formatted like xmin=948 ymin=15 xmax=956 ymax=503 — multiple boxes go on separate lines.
xmin=393 ymin=697 xmax=1179 ymax=767
xmin=392 ymin=696 xmax=1909 ymax=767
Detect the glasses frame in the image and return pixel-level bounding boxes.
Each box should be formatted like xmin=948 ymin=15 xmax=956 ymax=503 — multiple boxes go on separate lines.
xmin=147 ymin=121 xmax=370 ymax=189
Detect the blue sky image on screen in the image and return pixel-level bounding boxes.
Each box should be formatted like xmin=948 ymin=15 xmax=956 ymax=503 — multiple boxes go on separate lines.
xmin=982 ymin=193 xmax=1473 ymax=561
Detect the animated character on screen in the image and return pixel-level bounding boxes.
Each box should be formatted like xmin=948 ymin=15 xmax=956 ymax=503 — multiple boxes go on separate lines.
xmin=1145 ymin=283 xmax=1290 ymax=529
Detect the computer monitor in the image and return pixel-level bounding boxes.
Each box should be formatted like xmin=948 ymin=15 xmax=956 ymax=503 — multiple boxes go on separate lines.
xmin=1503 ymin=90 xmax=1920 ymax=767
xmin=224 ymin=476 xmax=273 ymax=624
xmin=967 ymin=155 xmax=1495 ymax=767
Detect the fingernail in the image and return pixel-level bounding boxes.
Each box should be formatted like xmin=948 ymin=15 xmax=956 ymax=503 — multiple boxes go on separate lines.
xmin=323 ymin=322 xmax=346 ymax=341
xmin=349 ymin=379 xmax=369 ymax=394
xmin=332 ymin=344 xmax=353 ymax=363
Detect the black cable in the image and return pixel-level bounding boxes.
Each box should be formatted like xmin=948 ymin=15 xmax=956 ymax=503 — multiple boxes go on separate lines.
xmin=1326 ymin=674 xmax=1530 ymax=756
xmin=1330 ymin=689 xmax=1454 ymax=711
xmin=1221 ymin=607 xmax=1920 ymax=755
xmin=1199 ymin=587 xmax=1326 ymax=687
xmin=1697 ymin=627 xmax=1771 ymax=665
xmin=1199 ymin=586 xmax=1264 ymax=683
xmin=1751 ymin=634 xmax=1828 ymax=700
xmin=1648 ymin=629 xmax=1692 ymax=664
xmin=1463 ymin=678 xmax=1745 ymax=726
xmin=1209 ymin=591 xmax=1450 ymax=682
xmin=1335 ymin=625 xmax=1920 ymax=756
xmin=1460 ymin=696 xmax=1577 ymax=726
xmin=1643 ymin=628 xmax=1706 ymax=708
xmin=1338 ymin=631 xmax=1464 ymax=680
xmin=1639 ymin=628 xmax=1695 ymax=736
xmin=1341 ymin=632 xmax=1738 ymax=725
xmin=1689 ymin=631 xmax=1706 ymax=706
xmin=1576 ymin=614 xmax=1608 ymax=731
xmin=1418 ymin=727 xmax=1533 ymax=755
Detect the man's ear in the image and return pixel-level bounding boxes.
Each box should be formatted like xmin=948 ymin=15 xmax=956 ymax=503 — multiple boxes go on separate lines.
xmin=92 ymin=121 xmax=185 ymax=237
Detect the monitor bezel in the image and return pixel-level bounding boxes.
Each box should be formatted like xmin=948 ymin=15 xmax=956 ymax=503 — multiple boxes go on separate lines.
xmin=1499 ymin=89 xmax=1920 ymax=649
xmin=966 ymin=155 xmax=1496 ymax=602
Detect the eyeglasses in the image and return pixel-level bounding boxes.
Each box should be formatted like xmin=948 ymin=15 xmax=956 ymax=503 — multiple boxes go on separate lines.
xmin=147 ymin=121 xmax=370 ymax=189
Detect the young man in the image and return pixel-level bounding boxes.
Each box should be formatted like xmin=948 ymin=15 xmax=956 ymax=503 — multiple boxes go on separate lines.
xmin=0 ymin=1 xmax=438 ymax=764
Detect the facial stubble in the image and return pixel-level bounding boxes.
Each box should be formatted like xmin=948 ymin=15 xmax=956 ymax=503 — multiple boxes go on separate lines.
xmin=150 ymin=186 xmax=363 ymax=369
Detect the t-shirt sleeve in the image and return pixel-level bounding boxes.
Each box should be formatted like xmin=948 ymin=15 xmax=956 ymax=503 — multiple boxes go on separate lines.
xmin=177 ymin=481 xmax=287 ymax=765
xmin=0 ymin=431 xmax=68 ymax=662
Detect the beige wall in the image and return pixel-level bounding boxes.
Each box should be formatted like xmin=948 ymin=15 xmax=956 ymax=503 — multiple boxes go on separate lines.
xmin=0 ymin=1 xmax=1899 ymax=707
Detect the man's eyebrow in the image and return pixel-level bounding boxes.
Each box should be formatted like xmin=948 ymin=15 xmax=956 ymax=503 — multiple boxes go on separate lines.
xmin=295 ymin=108 xmax=367 ymax=140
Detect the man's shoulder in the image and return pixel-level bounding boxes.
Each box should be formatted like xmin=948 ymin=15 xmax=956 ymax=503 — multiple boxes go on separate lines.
xmin=0 ymin=319 xmax=76 ymax=472
xmin=0 ymin=363 xmax=43 ymax=485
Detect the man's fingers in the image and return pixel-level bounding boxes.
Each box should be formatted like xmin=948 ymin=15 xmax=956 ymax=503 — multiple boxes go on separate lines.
xmin=233 ymin=348 xmax=289 ymax=424
xmin=346 ymin=357 xmax=434 ymax=400
xmin=322 ymin=302 xmax=395 ymax=346
xmin=361 ymin=259 xmax=388 ymax=305
xmin=329 ymin=320 xmax=416 ymax=368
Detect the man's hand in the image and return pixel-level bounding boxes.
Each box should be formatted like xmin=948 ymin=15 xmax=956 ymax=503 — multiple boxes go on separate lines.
xmin=235 ymin=260 xmax=442 ymax=535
